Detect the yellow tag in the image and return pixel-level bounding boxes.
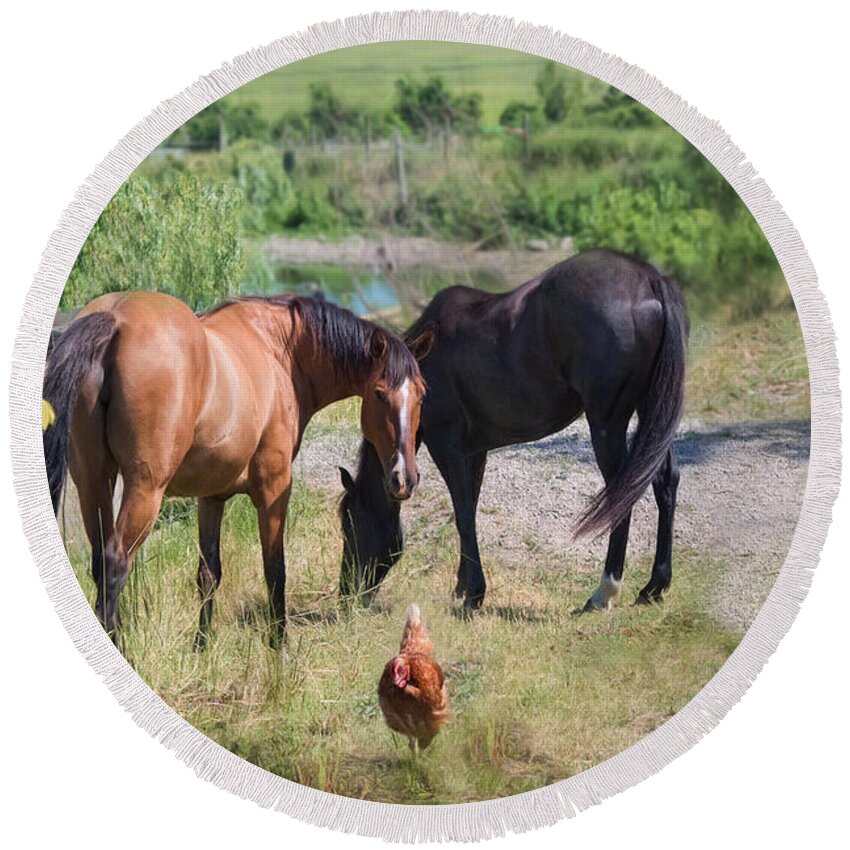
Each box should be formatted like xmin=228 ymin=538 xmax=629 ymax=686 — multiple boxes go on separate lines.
xmin=42 ymin=399 xmax=56 ymax=431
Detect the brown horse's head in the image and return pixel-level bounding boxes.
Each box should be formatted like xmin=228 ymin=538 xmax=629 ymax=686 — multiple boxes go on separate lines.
xmin=359 ymin=327 xmax=434 ymax=501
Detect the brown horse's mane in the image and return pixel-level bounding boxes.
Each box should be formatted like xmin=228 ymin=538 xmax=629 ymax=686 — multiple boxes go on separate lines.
xmin=204 ymin=294 xmax=419 ymax=389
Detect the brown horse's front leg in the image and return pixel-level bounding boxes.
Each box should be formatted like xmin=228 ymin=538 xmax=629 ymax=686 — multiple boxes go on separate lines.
xmin=252 ymin=475 xmax=292 ymax=650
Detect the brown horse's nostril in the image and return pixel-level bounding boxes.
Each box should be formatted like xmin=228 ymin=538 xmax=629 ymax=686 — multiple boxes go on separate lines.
xmin=388 ymin=471 xmax=403 ymax=495
xmin=387 ymin=469 xmax=414 ymax=501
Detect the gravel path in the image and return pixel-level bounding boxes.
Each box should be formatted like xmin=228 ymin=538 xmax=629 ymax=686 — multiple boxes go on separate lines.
xmin=300 ymin=418 xmax=810 ymax=633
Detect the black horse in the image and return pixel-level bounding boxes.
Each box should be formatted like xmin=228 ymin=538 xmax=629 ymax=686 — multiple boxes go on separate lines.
xmin=339 ymin=248 xmax=688 ymax=612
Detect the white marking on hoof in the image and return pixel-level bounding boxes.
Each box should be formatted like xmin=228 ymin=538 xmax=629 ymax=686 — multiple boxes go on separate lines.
xmin=587 ymin=575 xmax=623 ymax=610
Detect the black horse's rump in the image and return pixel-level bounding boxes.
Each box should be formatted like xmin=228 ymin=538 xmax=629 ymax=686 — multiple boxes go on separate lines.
xmin=573 ymin=271 xmax=686 ymax=537
xmin=340 ymin=248 xmax=688 ymax=611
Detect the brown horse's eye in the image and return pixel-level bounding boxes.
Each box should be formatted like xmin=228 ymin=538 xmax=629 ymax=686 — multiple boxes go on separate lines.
xmin=374 ymin=388 xmax=387 ymax=402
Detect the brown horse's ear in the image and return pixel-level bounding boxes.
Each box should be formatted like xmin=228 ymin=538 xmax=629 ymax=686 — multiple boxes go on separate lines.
xmin=368 ymin=329 xmax=388 ymax=361
xmin=408 ymin=324 xmax=436 ymax=362
xmin=339 ymin=467 xmax=355 ymax=494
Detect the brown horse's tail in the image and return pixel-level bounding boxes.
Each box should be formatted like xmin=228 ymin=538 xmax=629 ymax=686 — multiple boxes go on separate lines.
xmin=575 ymin=276 xmax=687 ymax=538
xmin=43 ymin=312 xmax=118 ymax=514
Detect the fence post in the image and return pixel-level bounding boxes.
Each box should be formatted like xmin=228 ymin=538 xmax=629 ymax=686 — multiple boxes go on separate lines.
xmin=394 ymin=128 xmax=408 ymax=208
xmin=523 ymin=111 xmax=531 ymax=162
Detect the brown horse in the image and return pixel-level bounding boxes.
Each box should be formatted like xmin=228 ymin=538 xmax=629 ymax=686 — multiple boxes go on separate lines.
xmin=44 ymin=291 xmax=433 ymax=647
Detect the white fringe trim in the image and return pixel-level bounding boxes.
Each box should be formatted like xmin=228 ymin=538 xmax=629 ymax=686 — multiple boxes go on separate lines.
xmin=7 ymin=9 xmax=840 ymax=843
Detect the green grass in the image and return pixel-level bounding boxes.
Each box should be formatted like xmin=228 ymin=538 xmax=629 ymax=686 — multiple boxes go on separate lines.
xmin=69 ymin=480 xmax=737 ymax=803
xmin=228 ymin=42 xmax=580 ymax=126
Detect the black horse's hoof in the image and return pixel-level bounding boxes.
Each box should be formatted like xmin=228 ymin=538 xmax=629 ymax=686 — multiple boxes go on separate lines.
xmin=453 ymin=582 xmax=466 ymax=600
xmin=193 ymin=632 xmax=208 ymax=652
xmin=635 ymin=589 xmax=665 ymax=606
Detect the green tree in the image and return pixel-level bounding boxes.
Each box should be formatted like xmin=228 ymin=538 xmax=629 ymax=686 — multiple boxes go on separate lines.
xmin=225 ymin=103 xmax=269 ymax=143
xmin=63 ymin=174 xmax=245 ymax=311
xmin=307 ymin=83 xmax=358 ymax=138
xmin=181 ymin=101 xmax=268 ymax=149
xmin=585 ymin=86 xmax=657 ymax=128
xmin=535 ymin=61 xmax=569 ymax=123
xmin=498 ymin=100 xmax=542 ymax=130
xmin=272 ymin=110 xmax=310 ymax=144
xmin=394 ymin=76 xmax=481 ymax=136
xmin=220 ymin=140 xmax=297 ymax=234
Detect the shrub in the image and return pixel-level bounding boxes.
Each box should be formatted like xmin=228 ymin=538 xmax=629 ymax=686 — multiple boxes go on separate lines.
xmin=535 ymin=61 xmax=570 ymax=123
xmin=498 ymin=101 xmax=543 ymax=131
xmin=62 ymin=174 xmax=244 ymax=311
xmin=569 ymin=184 xmax=780 ymax=315
xmin=179 ymin=101 xmax=269 ymax=150
xmin=394 ymin=76 xmax=482 ymax=136
xmin=178 ymin=141 xmax=296 ymax=236
xmin=412 ymin=179 xmax=502 ymax=243
xmin=584 ymin=86 xmax=659 ymax=129
xmin=280 ymin=185 xmax=342 ymax=232
xmin=221 ymin=140 xmax=297 ymax=234
xmin=504 ymin=175 xmax=781 ymax=318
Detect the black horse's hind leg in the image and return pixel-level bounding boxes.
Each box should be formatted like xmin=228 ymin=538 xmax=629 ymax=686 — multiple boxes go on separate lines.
xmin=428 ymin=443 xmax=487 ymax=608
xmin=582 ymin=417 xmax=632 ymax=612
xmin=636 ymin=448 xmax=679 ymax=604
xmin=194 ymin=496 xmax=226 ymax=650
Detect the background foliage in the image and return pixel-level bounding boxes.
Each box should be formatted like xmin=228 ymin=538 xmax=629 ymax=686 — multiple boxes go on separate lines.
xmin=65 ymin=42 xmax=787 ymax=323
xmin=63 ymin=174 xmax=244 ymax=311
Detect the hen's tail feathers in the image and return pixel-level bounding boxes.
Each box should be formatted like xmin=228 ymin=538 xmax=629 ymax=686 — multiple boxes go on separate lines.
xmin=400 ymin=602 xmax=432 ymax=655
xmin=406 ymin=602 xmax=421 ymax=625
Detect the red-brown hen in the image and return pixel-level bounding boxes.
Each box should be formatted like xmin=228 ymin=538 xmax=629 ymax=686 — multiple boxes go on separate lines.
xmin=378 ymin=603 xmax=449 ymax=752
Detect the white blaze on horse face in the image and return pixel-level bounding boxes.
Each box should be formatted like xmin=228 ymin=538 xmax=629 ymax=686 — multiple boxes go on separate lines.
xmin=392 ymin=379 xmax=412 ymax=481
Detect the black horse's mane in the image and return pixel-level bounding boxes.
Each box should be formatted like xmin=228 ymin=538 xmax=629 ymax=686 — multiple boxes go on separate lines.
xmin=205 ymin=294 xmax=418 ymax=388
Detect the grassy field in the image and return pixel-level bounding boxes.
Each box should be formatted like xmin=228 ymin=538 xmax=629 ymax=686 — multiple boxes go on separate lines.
xmin=67 ymin=480 xmax=736 ymax=803
xmin=60 ymin=308 xmax=806 ymax=803
xmin=228 ymin=42 xmax=570 ymax=126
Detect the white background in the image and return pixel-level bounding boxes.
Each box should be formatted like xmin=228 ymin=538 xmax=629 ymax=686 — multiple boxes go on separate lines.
xmin=2 ymin=2 xmax=847 ymax=847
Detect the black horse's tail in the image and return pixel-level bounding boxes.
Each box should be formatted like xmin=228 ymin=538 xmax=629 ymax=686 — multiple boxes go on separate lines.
xmin=43 ymin=312 xmax=118 ymax=514
xmin=575 ymin=276 xmax=687 ymax=538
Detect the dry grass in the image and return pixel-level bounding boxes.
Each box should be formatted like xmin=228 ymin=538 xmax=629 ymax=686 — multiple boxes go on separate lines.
xmin=686 ymin=309 xmax=809 ymax=422
xmin=67 ymin=470 xmax=737 ymax=804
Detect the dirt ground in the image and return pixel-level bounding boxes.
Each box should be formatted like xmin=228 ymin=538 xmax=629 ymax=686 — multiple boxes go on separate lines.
xmin=264 ymin=233 xmax=571 ymax=288
xmin=300 ymin=418 xmax=810 ymax=634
